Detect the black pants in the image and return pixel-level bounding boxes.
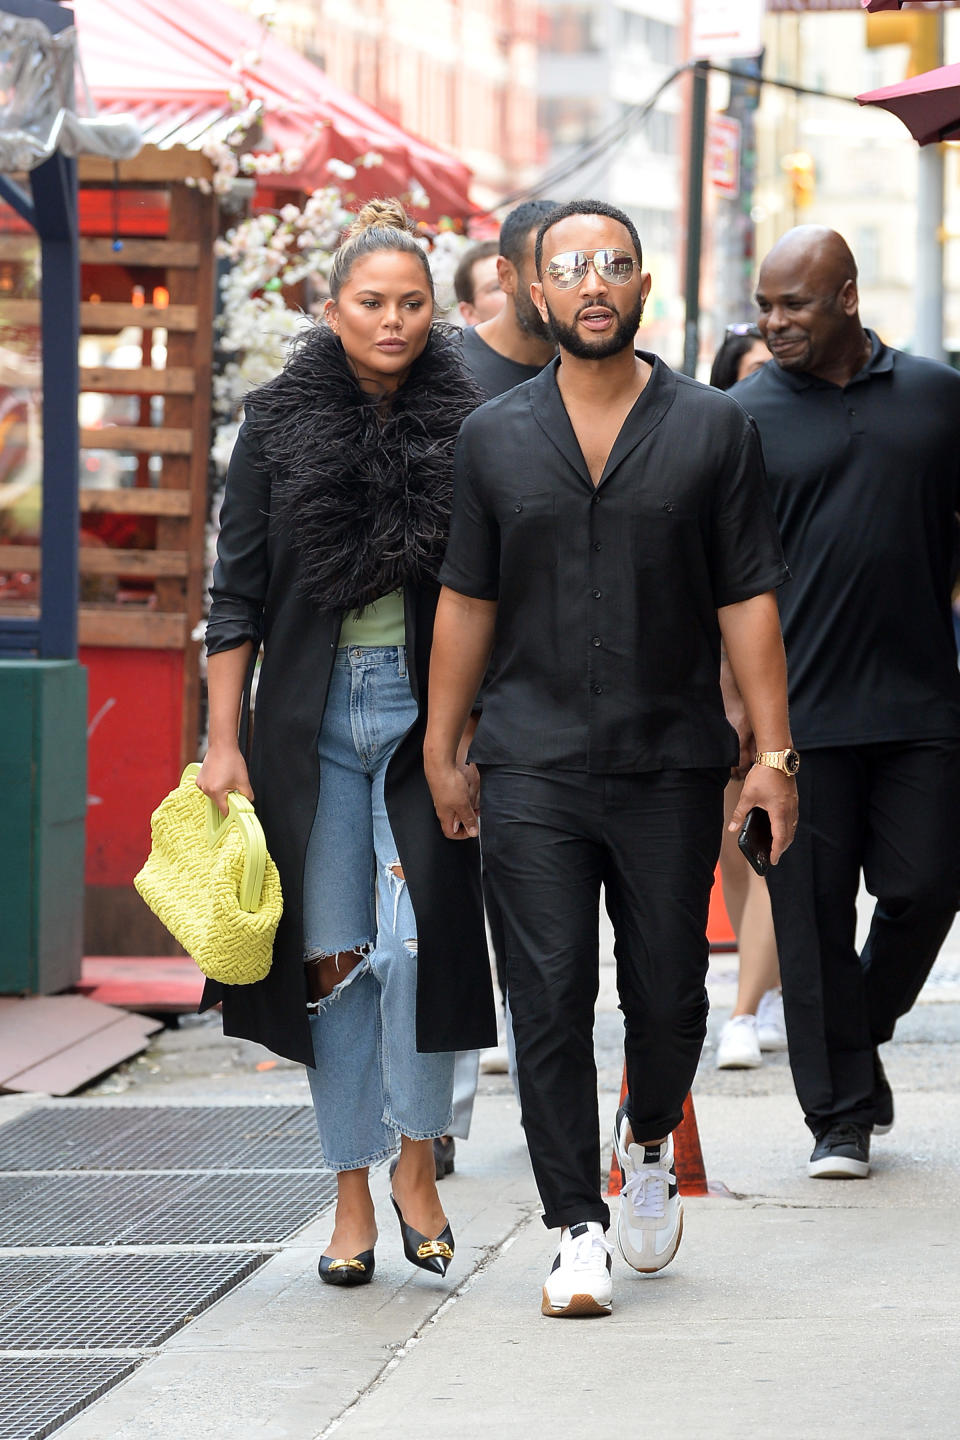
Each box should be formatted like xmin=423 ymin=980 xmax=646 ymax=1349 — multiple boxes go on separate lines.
xmin=480 ymin=765 xmax=725 ymax=1230
xmin=766 ymin=740 xmax=960 ymax=1137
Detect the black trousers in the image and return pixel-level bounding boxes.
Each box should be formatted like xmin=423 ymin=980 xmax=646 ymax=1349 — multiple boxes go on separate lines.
xmin=766 ymin=740 xmax=960 ymax=1137
xmin=479 ymin=765 xmax=725 ymax=1230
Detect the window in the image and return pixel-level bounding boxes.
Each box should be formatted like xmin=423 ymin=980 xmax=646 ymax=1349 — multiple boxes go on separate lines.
xmin=539 ymin=5 xmax=603 ymax=54
xmin=539 ymin=96 xmax=603 ymax=146
xmin=619 ymin=11 xmax=678 ymax=66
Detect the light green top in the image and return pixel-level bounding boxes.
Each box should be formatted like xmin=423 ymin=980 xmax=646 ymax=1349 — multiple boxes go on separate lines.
xmin=337 ymin=589 xmax=406 ymax=648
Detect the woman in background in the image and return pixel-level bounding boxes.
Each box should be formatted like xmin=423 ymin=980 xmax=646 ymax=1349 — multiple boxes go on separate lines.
xmin=711 ymin=325 xmax=787 ymax=1068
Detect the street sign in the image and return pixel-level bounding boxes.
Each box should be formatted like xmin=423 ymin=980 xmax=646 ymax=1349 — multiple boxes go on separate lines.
xmin=690 ymin=0 xmax=764 ymax=58
xmin=709 ymin=114 xmax=742 ymax=195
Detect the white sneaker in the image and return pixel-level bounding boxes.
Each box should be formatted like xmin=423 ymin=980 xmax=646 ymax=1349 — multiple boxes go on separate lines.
xmin=756 ymin=988 xmax=788 ymax=1052
xmin=541 ymin=1221 xmax=613 ymax=1317
xmin=479 ymin=1044 xmax=509 ymax=1074
xmin=613 ymin=1107 xmax=683 ymax=1273
xmin=716 ymin=1013 xmax=763 ymax=1069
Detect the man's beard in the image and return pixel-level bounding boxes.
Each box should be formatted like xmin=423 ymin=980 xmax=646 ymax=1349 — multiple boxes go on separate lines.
xmin=544 ymin=293 xmax=645 ymax=359
xmin=514 ymin=286 xmax=553 ymax=341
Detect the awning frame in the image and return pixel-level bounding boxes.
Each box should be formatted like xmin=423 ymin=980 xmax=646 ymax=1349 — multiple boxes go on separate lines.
xmin=0 ymin=0 xmax=79 ymax=659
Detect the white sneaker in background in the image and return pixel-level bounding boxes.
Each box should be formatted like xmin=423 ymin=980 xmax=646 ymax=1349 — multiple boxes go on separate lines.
xmin=613 ymin=1107 xmax=683 ymax=1273
xmin=716 ymin=1013 xmax=763 ymax=1069
xmin=541 ymin=1221 xmax=613 ymax=1317
xmin=478 ymin=1044 xmax=509 ymax=1074
xmin=756 ymin=987 xmax=788 ymax=1052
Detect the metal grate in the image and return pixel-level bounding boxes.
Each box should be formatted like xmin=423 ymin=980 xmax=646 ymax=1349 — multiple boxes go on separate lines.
xmin=0 ymin=1105 xmax=323 ymax=1173
xmin=0 ymin=1170 xmax=337 ymax=1247
xmin=0 ymin=1252 xmax=268 ymax=1350
xmin=0 ymin=1357 xmax=141 ymax=1440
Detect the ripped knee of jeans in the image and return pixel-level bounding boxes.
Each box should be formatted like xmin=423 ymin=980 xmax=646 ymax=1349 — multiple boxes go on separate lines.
xmin=304 ymin=945 xmax=370 ymax=1008
xmin=384 ymin=862 xmax=417 ymax=955
xmin=385 ymin=859 xmax=406 ymax=931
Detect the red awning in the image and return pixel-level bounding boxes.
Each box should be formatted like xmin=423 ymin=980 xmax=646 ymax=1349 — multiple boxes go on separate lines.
xmin=858 ymin=60 xmax=960 ymax=143
xmin=71 ymin=0 xmax=475 ymax=221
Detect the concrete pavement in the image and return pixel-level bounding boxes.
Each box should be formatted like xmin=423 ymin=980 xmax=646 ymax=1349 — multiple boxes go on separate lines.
xmin=11 ymin=914 xmax=960 ymax=1440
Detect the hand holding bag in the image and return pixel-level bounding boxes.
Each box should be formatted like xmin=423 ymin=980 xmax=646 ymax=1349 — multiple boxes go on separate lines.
xmin=134 ymin=763 xmax=283 ymax=985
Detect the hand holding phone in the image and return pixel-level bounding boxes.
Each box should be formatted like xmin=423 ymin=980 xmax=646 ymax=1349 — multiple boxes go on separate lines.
xmin=738 ymin=806 xmax=772 ymax=877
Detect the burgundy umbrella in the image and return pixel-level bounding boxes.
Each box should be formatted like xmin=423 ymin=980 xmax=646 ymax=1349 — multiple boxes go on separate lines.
xmin=857 ymin=61 xmax=960 ymax=143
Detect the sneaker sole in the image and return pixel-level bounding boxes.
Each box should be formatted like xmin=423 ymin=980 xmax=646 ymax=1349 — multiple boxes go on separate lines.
xmin=757 ymin=1036 xmax=788 ymax=1053
xmin=616 ymin=1206 xmax=683 ymax=1274
xmin=541 ymin=1287 xmax=611 ymax=1318
xmin=873 ymin=1120 xmax=893 ymax=1137
xmin=716 ymin=1053 xmax=763 ymax=1070
xmin=808 ymin=1156 xmax=870 ymax=1179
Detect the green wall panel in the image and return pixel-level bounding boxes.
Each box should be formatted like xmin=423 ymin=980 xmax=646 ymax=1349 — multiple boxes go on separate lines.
xmin=0 ymin=661 xmax=87 ymax=993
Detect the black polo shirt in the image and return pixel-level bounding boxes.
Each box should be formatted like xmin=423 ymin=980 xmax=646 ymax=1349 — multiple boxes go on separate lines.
xmin=440 ymin=352 xmax=788 ymax=773
xmin=730 ymin=331 xmax=960 ymax=748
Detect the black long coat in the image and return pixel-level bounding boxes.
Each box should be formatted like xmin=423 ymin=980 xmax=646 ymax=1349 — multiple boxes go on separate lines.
xmin=201 ymin=345 xmax=496 ymax=1068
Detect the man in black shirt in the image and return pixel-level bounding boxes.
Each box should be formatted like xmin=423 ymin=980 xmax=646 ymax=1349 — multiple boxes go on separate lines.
xmin=459 ymin=200 xmax=558 ymax=397
xmin=730 ymin=226 xmax=960 ymax=1180
xmin=425 ymin=199 xmax=797 ymax=1318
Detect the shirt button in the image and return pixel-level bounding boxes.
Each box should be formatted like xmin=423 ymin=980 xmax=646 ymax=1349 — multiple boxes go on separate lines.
xmin=663 ymin=502 xmax=673 ymax=513
xmin=593 ymin=542 xmax=602 ymax=552
xmin=514 ymin=503 xmax=523 ymax=512
xmin=593 ymin=684 xmax=603 ymax=695
xmin=592 ymin=636 xmax=602 ymax=647
xmin=592 ymin=493 xmax=601 ymax=505
xmin=848 ymin=409 xmax=856 ymax=416
xmin=592 ymin=589 xmax=601 ymax=599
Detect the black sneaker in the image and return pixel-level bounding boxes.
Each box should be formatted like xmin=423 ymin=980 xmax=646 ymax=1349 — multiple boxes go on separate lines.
xmin=808 ymin=1123 xmax=870 ymax=1179
xmin=873 ymin=1051 xmax=894 ymax=1135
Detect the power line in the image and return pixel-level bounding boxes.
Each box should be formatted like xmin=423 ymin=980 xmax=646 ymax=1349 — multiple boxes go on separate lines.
xmin=480 ymin=58 xmax=861 ymax=220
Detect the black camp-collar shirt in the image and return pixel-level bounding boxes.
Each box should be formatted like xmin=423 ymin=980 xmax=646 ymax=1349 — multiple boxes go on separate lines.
xmin=730 ymin=330 xmax=960 ymax=748
xmin=439 ymin=352 xmax=789 ymax=773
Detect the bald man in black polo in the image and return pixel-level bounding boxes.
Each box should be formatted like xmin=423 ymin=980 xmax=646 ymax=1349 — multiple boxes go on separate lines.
xmin=730 ymin=226 xmax=960 ymax=1181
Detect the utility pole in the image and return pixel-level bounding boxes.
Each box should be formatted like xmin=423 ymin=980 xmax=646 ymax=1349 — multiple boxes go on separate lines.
xmin=682 ymin=63 xmax=708 ymax=377
xmin=915 ymin=15 xmax=945 ymax=362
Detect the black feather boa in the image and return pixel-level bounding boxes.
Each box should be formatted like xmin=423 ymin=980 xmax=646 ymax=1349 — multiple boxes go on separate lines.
xmin=243 ymin=321 xmax=484 ymax=613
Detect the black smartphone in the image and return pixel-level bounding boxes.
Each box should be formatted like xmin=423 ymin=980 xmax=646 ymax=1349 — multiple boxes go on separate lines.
xmin=738 ymin=806 xmax=772 ymax=877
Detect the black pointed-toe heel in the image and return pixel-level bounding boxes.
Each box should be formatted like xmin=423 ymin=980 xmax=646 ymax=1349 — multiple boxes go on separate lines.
xmin=390 ymin=1195 xmax=454 ymax=1276
xmin=318 ymin=1249 xmax=375 ymax=1287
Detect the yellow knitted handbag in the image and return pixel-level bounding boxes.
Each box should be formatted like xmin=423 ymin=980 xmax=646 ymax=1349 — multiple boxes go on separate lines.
xmin=134 ymin=763 xmax=283 ymax=986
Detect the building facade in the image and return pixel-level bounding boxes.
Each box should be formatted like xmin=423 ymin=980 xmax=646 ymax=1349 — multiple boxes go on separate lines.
xmin=536 ymin=0 xmax=686 ymax=364
xmin=221 ymin=0 xmax=540 ymax=211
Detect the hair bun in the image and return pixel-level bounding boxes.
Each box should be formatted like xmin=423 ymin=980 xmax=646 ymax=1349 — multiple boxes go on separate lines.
xmin=346 ymin=198 xmax=415 ymax=239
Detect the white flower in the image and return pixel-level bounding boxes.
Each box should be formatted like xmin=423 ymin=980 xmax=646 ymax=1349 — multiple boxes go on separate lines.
xmin=327 ymin=158 xmax=357 ymax=180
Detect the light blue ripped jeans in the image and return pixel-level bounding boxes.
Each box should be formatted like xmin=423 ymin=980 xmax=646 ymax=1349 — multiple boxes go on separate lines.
xmin=302 ymin=645 xmax=455 ymax=1171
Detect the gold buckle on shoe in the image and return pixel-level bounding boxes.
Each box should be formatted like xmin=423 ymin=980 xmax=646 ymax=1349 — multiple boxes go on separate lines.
xmin=327 ymin=1257 xmax=367 ymax=1272
xmin=416 ymin=1240 xmax=453 ymax=1261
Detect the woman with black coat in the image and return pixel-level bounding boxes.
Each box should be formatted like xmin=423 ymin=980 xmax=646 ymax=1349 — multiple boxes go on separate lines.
xmin=198 ymin=200 xmax=496 ymax=1287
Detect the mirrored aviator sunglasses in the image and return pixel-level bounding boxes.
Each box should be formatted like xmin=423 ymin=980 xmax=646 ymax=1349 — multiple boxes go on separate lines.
xmin=544 ymin=248 xmax=636 ymax=290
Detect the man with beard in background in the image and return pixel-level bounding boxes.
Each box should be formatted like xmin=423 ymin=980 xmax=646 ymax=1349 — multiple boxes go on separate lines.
xmin=459 ymin=200 xmax=558 ymax=395
xmin=425 ymin=200 xmax=796 ymax=1317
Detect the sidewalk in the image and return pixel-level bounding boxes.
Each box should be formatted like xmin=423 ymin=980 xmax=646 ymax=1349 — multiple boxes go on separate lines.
xmin=3 ymin=914 xmax=959 ymax=1440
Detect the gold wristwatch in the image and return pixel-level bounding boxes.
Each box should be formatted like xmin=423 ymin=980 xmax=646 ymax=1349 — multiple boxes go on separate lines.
xmin=754 ymin=747 xmax=800 ymax=777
